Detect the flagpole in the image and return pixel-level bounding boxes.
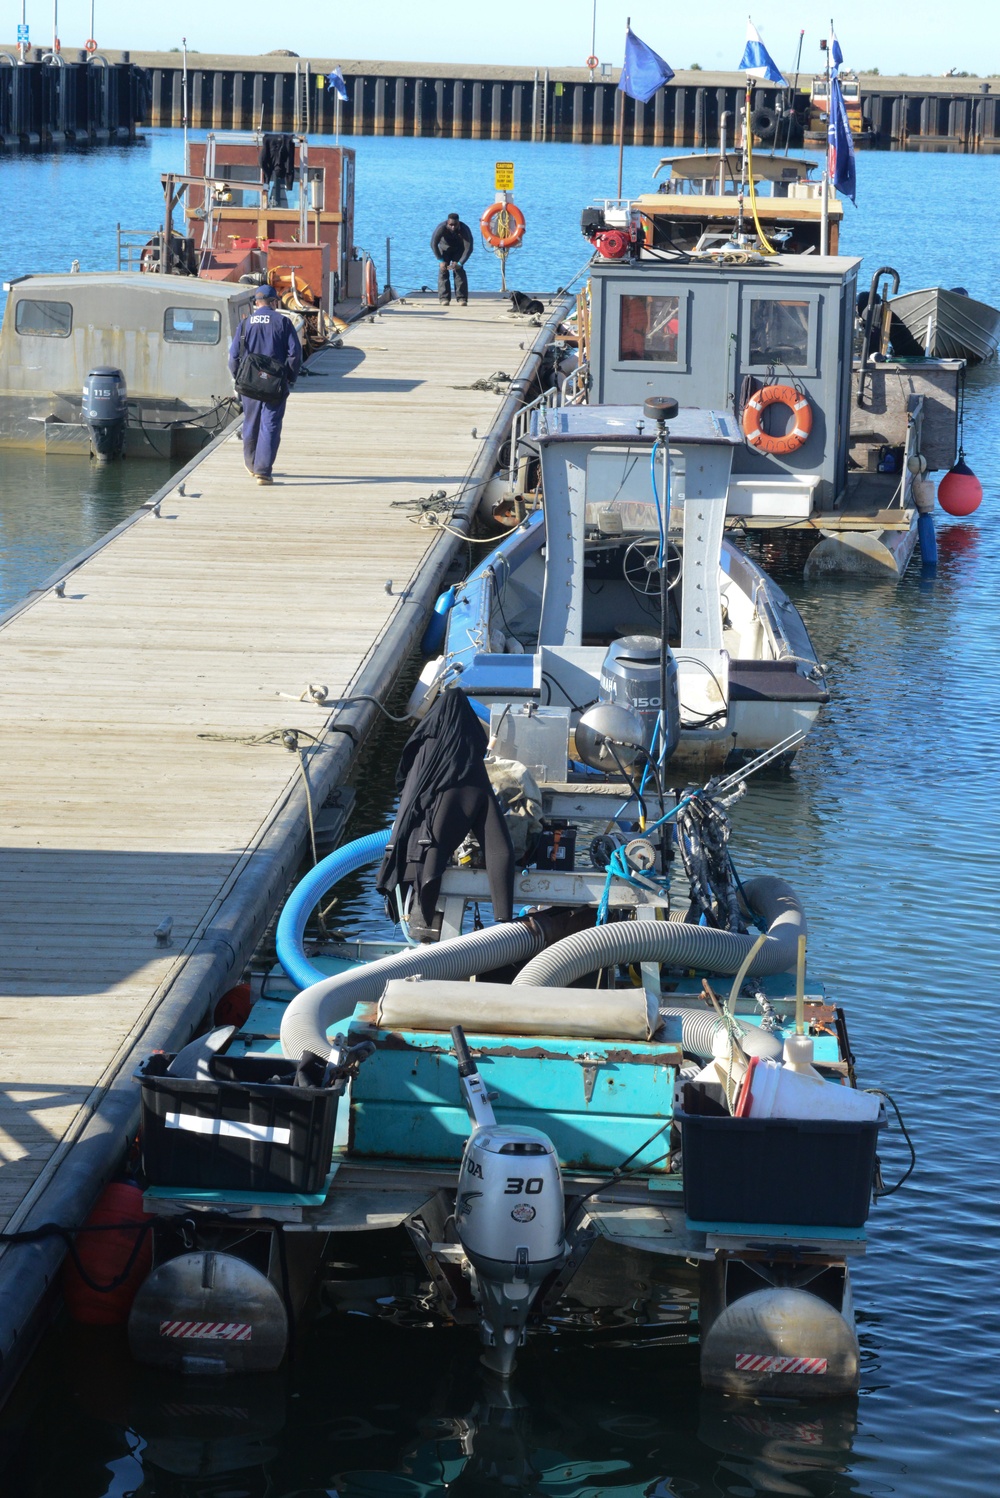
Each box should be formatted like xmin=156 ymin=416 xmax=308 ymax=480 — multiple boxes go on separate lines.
xmin=616 ymin=17 xmax=630 ymax=199
xmin=820 ymin=21 xmax=831 ymax=255
xmin=783 ymin=28 xmax=804 ymax=156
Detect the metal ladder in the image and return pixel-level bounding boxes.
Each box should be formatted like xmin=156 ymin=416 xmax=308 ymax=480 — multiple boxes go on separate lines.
xmin=293 ymin=62 xmax=311 ymax=135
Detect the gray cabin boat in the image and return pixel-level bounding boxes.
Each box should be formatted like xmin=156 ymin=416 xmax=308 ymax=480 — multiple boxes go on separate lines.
xmin=568 ymin=208 xmax=964 ymax=578
xmin=0 ymin=272 xmax=257 ymax=459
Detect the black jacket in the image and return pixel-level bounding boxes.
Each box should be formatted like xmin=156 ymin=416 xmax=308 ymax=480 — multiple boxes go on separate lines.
xmin=430 ymin=220 xmax=474 ymax=265
xmin=375 ymin=692 xmax=509 ymax=909
xmin=259 ymin=133 xmax=295 ymax=189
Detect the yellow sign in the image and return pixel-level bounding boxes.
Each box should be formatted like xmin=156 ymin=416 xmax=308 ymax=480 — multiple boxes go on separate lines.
xmin=494 ymin=161 xmax=515 ymax=192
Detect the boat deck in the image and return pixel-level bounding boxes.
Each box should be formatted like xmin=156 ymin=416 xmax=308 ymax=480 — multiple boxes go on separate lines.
xmin=0 ymin=292 xmax=561 ymax=1394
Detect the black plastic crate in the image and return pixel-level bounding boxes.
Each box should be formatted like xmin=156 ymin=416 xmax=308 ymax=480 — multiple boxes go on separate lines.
xmin=678 ymin=1107 xmax=879 ymax=1228
xmin=138 ymin=1052 xmax=340 ymax=1194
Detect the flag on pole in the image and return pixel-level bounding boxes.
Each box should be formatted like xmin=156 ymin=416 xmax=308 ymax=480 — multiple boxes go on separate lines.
xmin=326 ymin=66 xmax=349 ymax=102
xmin=828 ymin=74 xmax=856 ymax=203
xmin=619 ymin=26 xmax=674 ymax=103
xmin=829 ymin=26 xmax=844 ymax=71
xmin=738 ymin=20 xmax=787 ymax=85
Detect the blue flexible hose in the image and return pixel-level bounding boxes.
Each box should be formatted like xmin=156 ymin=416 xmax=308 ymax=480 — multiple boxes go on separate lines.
xmin=276 ymin=827 xmax=392 ymax=991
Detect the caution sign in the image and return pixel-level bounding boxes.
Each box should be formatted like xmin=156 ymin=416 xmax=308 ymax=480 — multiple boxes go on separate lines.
xmin=494 ymin=161 xmax=515 ymax=192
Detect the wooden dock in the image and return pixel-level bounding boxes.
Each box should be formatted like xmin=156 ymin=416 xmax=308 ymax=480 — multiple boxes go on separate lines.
xmin=0 ymin=293 xmax=561 ymax=1396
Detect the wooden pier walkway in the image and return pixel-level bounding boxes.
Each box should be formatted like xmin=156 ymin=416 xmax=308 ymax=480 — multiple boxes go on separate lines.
xmin=0 ymin=293 xmax=561 ymax=1395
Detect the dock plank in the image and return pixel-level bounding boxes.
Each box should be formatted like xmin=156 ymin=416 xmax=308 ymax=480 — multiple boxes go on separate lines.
xmin=0 ymin=297 xmax=550 ymax=1251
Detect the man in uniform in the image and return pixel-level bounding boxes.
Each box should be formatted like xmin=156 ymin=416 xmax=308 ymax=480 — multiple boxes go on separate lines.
xmin=429 ymin=212 xmax=473 ymax=306
xmin=228 ymin=284 xmax=302 ymax=485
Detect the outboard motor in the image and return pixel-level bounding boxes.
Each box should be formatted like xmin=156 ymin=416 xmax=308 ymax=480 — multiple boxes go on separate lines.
xmin=82 ymin=367 xmax=128 ymax=463
xmin=451 ymin=1027 xmax=565 ymax=1377
xmin=600 ymin=634 xmax=681 ymax=763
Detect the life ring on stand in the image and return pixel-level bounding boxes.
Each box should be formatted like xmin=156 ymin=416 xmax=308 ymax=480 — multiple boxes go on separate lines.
xmin=53 ymin=37 xmax=61 ymax=52
xmin=363 ymin=256 xmax=378 ymax=307
xmin=480 ymin=201 xmax=526 ymax=250
xmin=742 ymin=384 xmax=813 ymax=456
xmin=586 ymin=54 xmax=600 ymax=69
xmin=85 ymin=38 xmax=98 ymax=53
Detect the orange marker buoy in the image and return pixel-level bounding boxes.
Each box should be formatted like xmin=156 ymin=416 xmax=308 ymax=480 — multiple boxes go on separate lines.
xmin=937 ymin=458 xmax=983 ymax=516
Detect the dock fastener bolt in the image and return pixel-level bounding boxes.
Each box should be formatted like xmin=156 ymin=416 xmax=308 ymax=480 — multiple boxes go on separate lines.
xmin=154 ymin=915 xmax=174 ymax=947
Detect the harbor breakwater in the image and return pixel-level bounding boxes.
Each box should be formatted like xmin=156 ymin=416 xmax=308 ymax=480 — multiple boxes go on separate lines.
xmin=3 ymin=48 xmax=1000 ymax=152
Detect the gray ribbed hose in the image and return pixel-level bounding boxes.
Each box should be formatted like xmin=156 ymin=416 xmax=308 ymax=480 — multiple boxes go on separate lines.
xmin=512 ymin=877 xmax=805 ymax=990
xmin=280 ymin=921 xmax=546 ymax=1060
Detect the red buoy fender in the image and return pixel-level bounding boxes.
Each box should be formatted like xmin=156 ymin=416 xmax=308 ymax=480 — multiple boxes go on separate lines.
xmin=937 ymin=458 xmax=983 ymax=516
xmin=62 ymin=1181 xmax=152 ymax=1325
xmin=480 ymin=201 xmax=526 ymax=250
xmin=742 ymin=384 xmax=813 ymax=456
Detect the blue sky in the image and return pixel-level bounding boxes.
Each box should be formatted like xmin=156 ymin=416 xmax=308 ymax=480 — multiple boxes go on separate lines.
xmin=9 ymin=0 xmax=993 ymax=76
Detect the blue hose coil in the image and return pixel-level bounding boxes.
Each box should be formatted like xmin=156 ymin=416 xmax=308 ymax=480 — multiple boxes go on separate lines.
xmin=276 ymin=828 xmax=392 ymax=991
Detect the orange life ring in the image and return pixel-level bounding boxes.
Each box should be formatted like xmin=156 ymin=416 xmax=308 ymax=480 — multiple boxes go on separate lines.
xmin=480 ymin=201 xmax=526 ymax=250
xmin=85 ymin=38 xmax=98 ymax=52
xmin=742 ymin=384 xmax=813 ymax=456
xmin=363 ymin=256 xmax=378 ymax=307
xmin=586 ymin=54 xmax=599 ymax=69
xmin=53 ymin=37 xmax=61 ymax=52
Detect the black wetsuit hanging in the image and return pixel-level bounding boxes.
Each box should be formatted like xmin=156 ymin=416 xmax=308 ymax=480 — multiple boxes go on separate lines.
xmin=376 ymin=692 xmax=515 ymax=933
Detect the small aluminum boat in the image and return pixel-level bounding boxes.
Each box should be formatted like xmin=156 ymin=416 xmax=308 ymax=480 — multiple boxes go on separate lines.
xmin=887 ymin=285 xmax=1000 ymax=363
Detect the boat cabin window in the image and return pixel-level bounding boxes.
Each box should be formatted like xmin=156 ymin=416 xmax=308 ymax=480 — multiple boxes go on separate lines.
xmin=15 ymin=299 xmax=73 ymax=338
xmin=163 ymin=306 xmax=222 ymax=345
xmin=748 ymin=298 xmax=810 ymax=367
xmin=619 ymin=294 xmax=680 ymax=362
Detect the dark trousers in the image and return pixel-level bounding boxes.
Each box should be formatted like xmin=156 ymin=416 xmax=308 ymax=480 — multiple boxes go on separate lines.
xmin=437 ymin=262 xmax=468 ymax=305
xmin=415 ymin=784 xmax=514 ymax=927
xmin=242 ymin=396 xmax=287 ymax=477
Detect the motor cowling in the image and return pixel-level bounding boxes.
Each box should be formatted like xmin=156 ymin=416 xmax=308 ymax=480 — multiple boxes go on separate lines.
xmin=600 ymin=634 xmax=681 ymax=763
xmin=590 ymin=227 xmax=631 ymax=260
xmin=456 ymin=1125 xmax=564 ymax=1285
xmin=82 ymin=366 xmax=127 ymax=462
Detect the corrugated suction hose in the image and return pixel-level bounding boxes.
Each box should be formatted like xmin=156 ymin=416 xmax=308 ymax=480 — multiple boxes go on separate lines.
xmin=280 ymin=921 xmax=546 ymax=1060
xmin=512 ymin=877 xmax=805 ymax=989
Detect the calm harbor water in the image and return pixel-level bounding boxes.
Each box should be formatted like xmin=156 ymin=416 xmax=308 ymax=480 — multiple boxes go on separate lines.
xmin=1 ymin=131 xmax=1000 ymax=1495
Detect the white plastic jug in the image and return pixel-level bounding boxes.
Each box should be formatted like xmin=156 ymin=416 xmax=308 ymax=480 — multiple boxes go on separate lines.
xmin=737 ymin=1056 xmax=881 ymax=1123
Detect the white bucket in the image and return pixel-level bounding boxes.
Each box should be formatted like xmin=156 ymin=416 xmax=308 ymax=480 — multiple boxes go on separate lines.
xmin=737 ymin=1057 xmax=881 ymax=1123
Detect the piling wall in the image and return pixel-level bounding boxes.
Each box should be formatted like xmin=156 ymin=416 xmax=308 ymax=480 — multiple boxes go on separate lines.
xmin=0 ymin=52 xmax=145 ymax=147
xmin=2 ymin=48 xmax=999 ymax=153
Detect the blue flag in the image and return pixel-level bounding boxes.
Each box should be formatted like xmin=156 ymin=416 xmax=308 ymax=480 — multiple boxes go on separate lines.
xmin=326 ymin=66 xmax=349 ymax=103
xmin=829 ymin=27 xmax=844 ymax=70
xmin=828 ymin=74 xmax=856 ymax=204
xmin=738 ymin=21 xmax=787 ymax=85
xmin=619 ymin=27 xmax=674 ymax=103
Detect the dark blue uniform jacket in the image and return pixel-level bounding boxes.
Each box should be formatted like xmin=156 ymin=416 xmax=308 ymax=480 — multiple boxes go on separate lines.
xmin=228 ymin=307 xmax=303 ymax=386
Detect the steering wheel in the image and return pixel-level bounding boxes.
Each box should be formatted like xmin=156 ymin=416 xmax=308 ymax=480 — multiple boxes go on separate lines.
xmin=623 ymin=539 xmax=682 ymax=597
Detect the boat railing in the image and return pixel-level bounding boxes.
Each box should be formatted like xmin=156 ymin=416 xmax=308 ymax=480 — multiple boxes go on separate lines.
xmin=562 ymin=362 xmax=590 ymax=406
xmin=507 ymin=386 xmax=559 ymax=494
xmin=116 ymin=225 xmax=156 ymax=272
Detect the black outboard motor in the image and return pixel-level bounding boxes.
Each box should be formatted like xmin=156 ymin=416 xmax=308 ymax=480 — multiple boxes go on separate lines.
xmin=600 ymin=635 xmax=681 ymax=764
xmin=82 ymin=367 xmax=127 ymax=463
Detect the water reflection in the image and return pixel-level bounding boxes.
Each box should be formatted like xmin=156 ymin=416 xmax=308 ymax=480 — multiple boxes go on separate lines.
xmin=19 ymin=1321 xmax=871 ymax=1498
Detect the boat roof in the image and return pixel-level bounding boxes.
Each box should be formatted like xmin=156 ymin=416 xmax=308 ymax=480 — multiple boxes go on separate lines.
xmin=653 ymin=152 xmax=819 ymax=182
xmin=3 ymin=272 xmax=253 ymax=302
xmin=531 ymin=405 xmax=743 ymax=446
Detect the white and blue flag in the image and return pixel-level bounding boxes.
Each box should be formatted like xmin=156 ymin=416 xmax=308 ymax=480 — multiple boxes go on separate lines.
xmin=738 ymin=20 xmax=787 ymax=86
xmin=326 ymin=66 xmax=349 ymax=102
xmin=828 ymin=74 xmax=856 ymax=203
xmin=829 ymin=27 xmax=844 ymax=71
xmin=619 ymin=26 xmax=674 ymax=103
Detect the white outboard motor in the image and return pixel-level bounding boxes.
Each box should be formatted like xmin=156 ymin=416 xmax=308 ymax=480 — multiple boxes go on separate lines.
xmin=451 ymin=1027 xmax=565 ymax=1377
xmin=600 ymin=634 xmax=680 ymax=763
xmin=82 ymin=366 xmax=128 ymax=463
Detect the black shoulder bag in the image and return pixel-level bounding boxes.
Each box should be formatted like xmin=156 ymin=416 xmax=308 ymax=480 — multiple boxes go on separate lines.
xmin=234 ymin=317 xmax=290 ymax=404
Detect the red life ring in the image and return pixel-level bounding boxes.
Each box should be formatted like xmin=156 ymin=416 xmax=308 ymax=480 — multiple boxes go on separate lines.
xmin=53 ymin=37 xmax=61 ymax=52
xmin=85 ymin=38 xmax=98 ymax=53
xmin=742 ymin=384 xmax=813 ymax=456
xmin=363 ymin=256 xmax=378 ymax=307
xmin=480 ymin=201 xmax=526 ymax=250
xmin=586 ymin=54 xmax=599 ymax=69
